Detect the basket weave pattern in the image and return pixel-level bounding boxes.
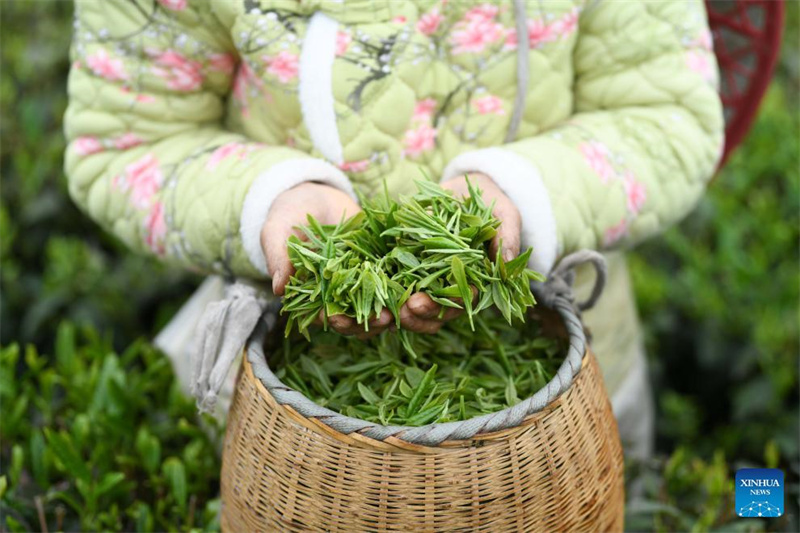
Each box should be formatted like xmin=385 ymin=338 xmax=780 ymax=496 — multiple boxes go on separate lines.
xmin=221 ymin=348 xmax=624 ymax=532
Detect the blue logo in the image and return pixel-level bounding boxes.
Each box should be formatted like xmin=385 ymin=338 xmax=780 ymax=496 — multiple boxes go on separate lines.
xmin=736 ymin=468 xmax=784 ymax=518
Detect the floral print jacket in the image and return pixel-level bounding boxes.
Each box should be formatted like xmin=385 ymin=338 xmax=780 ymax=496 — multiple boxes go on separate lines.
xmin=65 ymin=0 xmax=723 ymax=283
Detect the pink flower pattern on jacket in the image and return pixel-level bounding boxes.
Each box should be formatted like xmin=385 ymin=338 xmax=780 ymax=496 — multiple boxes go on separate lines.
xmin=551 ymin=8 xmax=579 ymax=36
xmin=205 ymin=142 xmax=256 ymax=171
xmin=695 ymin=29 xmax=713 ymax=51
xmin=404 ymin=98 xmax=439 ymax=158
xmin=686 ymin=51 xmax=715 ymax=83
xmin=578 ymin=137 xmax=646 ymax=246
xmin=144 ymin=201 xmax=168 ymax=255
xmin=335 ymin=31 xmax=352 ymax=56
xmin=505 ymin=19 xmax=555 ymax=50
xmin=117 ymin=154 xmax=164 ymax=209
xmin=412 ymin=98 xmax=437 ymax=122
xmin=263 ymin=51 xmax=298 ymax=83
xmin=464 ymin=4 xmax=500 ymax=22
xmin=450 ymin=4 xmax=505 ymax=55
xmin=208 ymin=53 xmax=237 ymax=75
xmin=120 ymin=86 xmax=157 ymax=104
xmin=339 ymin=159 xmax=370 ymax=173
xmin=579 ymin=141 xmax=614 ymax=184
xmin=504 ymin=8 xmax=578 ymax=51
xmin=86 ymin=50 xmax=128 ymax=81
xmin=232 ymin=62 xmax=264 ymax=116
xmin=74 ymin=137 xmax=103 ymax=156
xmin=152 ymin=50 xmax=203 ymax=92
xmin=403 ymin=125 xmax=437 ymax=158
xmin=473 ymin=95 xmax=505 ymax=115
xmin=604 ymin=218 xmax=628 ymax=247
xmin=622 ymin=172 xmax=647 ymax=215
xmin=114 ymin=133 xmax=144 ymax=150
xmin=417 ymin=10 xmax=443 ymax=35
xmin=158 ymin=0 xmax=186 ymax=11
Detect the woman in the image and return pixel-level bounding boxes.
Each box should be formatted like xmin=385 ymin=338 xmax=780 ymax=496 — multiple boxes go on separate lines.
xmin=65 ymin=0 xmax=724 ymax=459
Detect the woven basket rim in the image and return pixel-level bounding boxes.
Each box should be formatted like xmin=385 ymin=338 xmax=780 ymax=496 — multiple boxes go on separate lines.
xmin=245 ymin=293 xmax=587 ymax=446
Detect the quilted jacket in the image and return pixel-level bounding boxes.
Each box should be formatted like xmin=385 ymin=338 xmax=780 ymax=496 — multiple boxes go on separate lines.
xmin=64 ymin=0 xmax=724 ymax=395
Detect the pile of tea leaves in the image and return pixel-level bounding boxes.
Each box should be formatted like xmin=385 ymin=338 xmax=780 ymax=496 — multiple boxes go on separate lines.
xmin=282 ymin=180 xmax=545 ymax=349
xmin=270 ymin=311 xmax=565 ymax=426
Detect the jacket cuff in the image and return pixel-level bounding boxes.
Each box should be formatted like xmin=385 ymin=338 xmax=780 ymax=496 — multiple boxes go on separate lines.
xmin=240 ymin=158 xmax=356 ymax=276
xmin=442 ymin=148 xmax=558 ymax=273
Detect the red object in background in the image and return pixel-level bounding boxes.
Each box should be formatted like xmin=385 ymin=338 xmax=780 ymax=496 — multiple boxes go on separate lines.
xmin=706 ymin=0 xmax=785 ymax=167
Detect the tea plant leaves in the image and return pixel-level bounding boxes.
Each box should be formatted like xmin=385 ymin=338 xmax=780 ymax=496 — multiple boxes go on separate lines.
xmin=271 ymin=311 xmax=564 ymax=427
xmin=283 ymin=180 xmax=541 ymax=343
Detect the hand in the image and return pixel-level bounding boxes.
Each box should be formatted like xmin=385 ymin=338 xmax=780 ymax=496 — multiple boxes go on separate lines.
xmin=263 ymin=182 xmax=360 ymax=295
xmin=400 ymin=172 xmax=522 ymax=334
xmin=262 ymin=182 xmax=393 ymax=338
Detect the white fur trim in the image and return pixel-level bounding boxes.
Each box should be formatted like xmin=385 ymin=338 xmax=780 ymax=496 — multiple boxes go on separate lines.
xmin=240 ymin=158 xmax=356 ymax=276
xmin=442 ymin=148 xmax=558 ymax=273
xmin=299 ymin=12 xmax=343 ymax=165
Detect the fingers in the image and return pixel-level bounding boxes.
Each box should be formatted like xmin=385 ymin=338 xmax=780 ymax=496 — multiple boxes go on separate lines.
xmin=324 ymin=309 xmax=394 ymax=338
xmin=401 ymin=288 xmax=479 ymax=332
xmin=407 ymin=287 xmax=477 ymax=318
xmin=326 ymin=193 xmax=361 ymax=222
xmin=263 ymin=220 xmax=299 ymax=296
xmin=490 ymin=196 xmax=522 ymax=262
xmin=406 ymin=292 xmax=440 ymax=319
xmin=264 ymin=182 xmax=363 ymax=296
xmin=443 ymin=173 xmax=523 ymax=262
xmin=399 ymin=305 xmax=443 ymax=334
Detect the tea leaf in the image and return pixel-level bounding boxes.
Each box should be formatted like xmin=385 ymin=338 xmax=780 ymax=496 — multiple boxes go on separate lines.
xmin=357 ymin=383 xmax=381 ymax=405
xmin=270 ymin=311 xmax=564 ymax=427
xmin=282 ymin=180 xmax=543 ymax=343
xmin=451 ymin=256 xmax=473 ymax=329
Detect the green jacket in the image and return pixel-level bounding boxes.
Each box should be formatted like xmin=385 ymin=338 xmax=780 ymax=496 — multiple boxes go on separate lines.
xmin=65 ymin=0 xmax=723 ymax=394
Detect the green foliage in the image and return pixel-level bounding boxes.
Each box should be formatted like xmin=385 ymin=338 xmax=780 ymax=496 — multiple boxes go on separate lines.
xmin=631 ymin=82 xmax=799 ymax=456
xmin=626 ymin=6 xmax=800 ymax=529
xmin=0 ymin=1 xmax=198 ymax=352
xmin=283 ymin=180 xmax=542 ymax=343
xmin=626 ymin=449 xmax=760 ymax=533
xmin=0 ymin=323 xmax=221 ymax=532
xmin=272 ymin=311 xmax=562 ymax=426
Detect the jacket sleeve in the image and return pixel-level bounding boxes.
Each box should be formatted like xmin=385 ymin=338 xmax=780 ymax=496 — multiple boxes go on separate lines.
xmin=64 ymin=0 xmax=354 ymax=279
xmin=443 ymin=0 xmax=724 ymax=273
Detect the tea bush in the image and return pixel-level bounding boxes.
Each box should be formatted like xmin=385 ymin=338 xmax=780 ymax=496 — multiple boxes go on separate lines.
xmin=0 ymin=325 xmax=221 ymax=532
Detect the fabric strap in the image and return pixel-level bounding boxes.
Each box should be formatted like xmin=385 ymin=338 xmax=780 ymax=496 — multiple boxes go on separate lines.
xmin=191 ymin=280 xmax=269 ymax=413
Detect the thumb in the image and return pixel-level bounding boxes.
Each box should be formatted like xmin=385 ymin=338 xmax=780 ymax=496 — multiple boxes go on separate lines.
xmin=262 ymin=221 xmax=296 ymax=296
xmin=491 ymin=199 xmax=521 ymax=262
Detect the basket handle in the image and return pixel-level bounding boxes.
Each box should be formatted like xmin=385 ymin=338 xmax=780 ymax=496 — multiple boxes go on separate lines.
xmin=533 ymin=249 xmax=608 ymax=313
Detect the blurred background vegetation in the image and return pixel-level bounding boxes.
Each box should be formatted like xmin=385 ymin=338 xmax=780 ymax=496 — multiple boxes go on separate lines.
xmin=1 ymin=1 xmax=797 ymax=532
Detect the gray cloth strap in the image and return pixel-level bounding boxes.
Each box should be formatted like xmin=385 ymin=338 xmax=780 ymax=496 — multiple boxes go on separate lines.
xmin=191 ymin=280 xmax=269 ymax=413
xmin=505 ymin=0 xmax=530 ymax=143
xmin=244 ymin=251 xmax=607 ymax=446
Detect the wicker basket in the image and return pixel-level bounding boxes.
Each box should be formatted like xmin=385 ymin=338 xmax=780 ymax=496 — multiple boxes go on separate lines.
xmin=220 ymin=293 xmax=624 ymax=532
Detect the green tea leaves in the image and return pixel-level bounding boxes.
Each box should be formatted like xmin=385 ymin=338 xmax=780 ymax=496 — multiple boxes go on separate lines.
xmin=451 ymin=257 xmax=473 ymax=328
xmin=282 ymin=180 xmax=542 ymax=342
xmin=271 ymin=311 xmax=564 ymax=427
xmin=357 ymin=383 xmax=381 ymax=405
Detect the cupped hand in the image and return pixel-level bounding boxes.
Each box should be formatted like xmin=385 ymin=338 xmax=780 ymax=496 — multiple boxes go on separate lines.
xmin=399 ymin=172 xmax=522 ymax=334
xmin=262 ymin=182 xmax=394 ymax=338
